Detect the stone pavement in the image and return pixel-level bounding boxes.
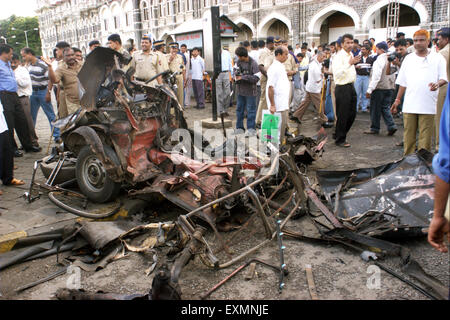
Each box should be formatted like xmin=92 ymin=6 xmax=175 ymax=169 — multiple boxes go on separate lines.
xmin=0 ymin=100 xmax=405 ymax=237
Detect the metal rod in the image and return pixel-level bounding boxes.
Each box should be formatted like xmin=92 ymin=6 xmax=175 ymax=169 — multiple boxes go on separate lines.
xmin=185 ymin=153 xmax=280 ymax=219
xmin=15 ymin=267 xmax=68 ymax=293
xmin=374 ymin=262 xmax=438 ymax=300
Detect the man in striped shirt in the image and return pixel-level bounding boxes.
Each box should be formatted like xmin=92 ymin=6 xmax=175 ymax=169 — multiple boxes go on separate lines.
xmin=21 ymin=47 xmax=60 ymax=143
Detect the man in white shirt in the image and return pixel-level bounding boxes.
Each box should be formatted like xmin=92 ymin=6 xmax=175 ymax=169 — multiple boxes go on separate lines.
xmin=364 ymin=42 xmax=397 ymax=136
xmin=267 ymin=46 xmax=290 ymax=144
xmin=391 ymin=29 xmax=448 ymax=155
xmin=11 ymin=54 xmax=39 ymax=149
xmin=332 ymin=34 xmax=360 ymax=148
xmin=190 ymin=47 xmax=206 ymax=109
xmin=294 ymin=43 xmax=301 ymax=56
xmin=292 ymin=52 xmax=327 ymax=124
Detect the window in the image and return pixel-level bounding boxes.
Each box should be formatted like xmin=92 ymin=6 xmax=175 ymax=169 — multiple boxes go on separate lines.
xmin=125 ymin=12 xmax=132 ymax=26
xmin=103 ymin=19 xmax=108 ymax=30
xmin=142 ymin=2 xmax=149 ymax=21
xmin=113 ymin=16 xmax=120 ymax=29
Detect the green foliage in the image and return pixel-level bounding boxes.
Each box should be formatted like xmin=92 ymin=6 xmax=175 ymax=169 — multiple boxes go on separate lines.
xmin=0 ymin=15 xmax=41 ymax=57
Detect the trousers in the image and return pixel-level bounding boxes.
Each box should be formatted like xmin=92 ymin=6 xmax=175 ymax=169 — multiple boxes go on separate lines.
xmin=0 ymin=130 xmax=14 ymax=185
xmin=354 ymin=75 xmax=370 ymax=111
xmin=30 ymin=88 xmax=60 ymax=139
xmin=369 ymin=89 xmax=397 ymax=133
xmin=192 ymin=79 xmax=205 ymax=108
xmin=0 ymin=91 xmax=33 ymax=151
xmin=403 ymin=113 xmax=435 ymax=156
xmin=216 ymin=72 xmax=231 ymax=113
xmin=334 ymin=83 xmax=357 ymax=145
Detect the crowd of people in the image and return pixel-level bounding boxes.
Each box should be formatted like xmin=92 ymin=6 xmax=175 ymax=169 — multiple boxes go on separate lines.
xmin=0 ymin=27 xmax=449 ymax=252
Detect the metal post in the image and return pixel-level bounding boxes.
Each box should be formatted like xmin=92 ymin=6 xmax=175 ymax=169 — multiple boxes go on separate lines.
xmin=25 ymin=30 xmax=29 ymax=48
xmin=210 ymin=6 xmax=222 ymax=122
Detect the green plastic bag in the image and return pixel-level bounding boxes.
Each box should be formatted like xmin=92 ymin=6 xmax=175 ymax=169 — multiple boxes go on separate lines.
xmin=261 ymin=110 xmax=281 ymax=145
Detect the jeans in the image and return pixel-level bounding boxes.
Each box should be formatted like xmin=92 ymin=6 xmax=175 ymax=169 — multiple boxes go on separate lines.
xmin=369 ymin=89 xmax=397 ymax=133
xmin=236 ymin=95 xmax=257 ymax=130
xmin=325 ymin=78 xmax=334 ymax=121
xmin=30 ymin=88 xmax=60 ymax=139
xmin=354 ymin=75 xmax=370 ymax=111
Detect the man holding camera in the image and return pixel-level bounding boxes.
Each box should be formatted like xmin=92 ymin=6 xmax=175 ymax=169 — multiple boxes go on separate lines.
xmin=234 ymin=47 xmax=260 ymax=134
xmin=364 ymin=42 xmax=397 ymax=136
xmin=385 ymin=39 xmax=409 ymax=116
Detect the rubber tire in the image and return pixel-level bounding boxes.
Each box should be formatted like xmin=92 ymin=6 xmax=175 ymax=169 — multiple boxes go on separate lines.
xmin=75 ymin=145 xmax=121 ymax=203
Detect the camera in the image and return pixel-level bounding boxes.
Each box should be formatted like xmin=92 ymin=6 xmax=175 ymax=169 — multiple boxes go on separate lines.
xmin=233 ymin=66 xmax=242 ymax=78
xmin=388 ymin=52 xmax=402 ymax=62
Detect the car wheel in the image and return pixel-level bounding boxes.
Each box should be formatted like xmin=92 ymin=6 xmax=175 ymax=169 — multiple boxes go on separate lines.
xmin=75 ymin=145 xmax=121 ymax=203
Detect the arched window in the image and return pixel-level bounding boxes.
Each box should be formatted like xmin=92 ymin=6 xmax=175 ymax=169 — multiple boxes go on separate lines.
xmin=142 ymin=1 xmax=149 ymax=21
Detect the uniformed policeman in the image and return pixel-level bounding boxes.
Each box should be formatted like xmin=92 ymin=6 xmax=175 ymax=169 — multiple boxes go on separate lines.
xmin=153 ymin=40 xmax=170 ymax=81
xmin=130 ymin=35 xmax=164 ymax=87
xmin=282 ymin=40 xmax=298 ymax=105
xmin=256 ymin=36 xmax=275 ymax=126
xmin=167 ymin=42 xmax=185 ymax=106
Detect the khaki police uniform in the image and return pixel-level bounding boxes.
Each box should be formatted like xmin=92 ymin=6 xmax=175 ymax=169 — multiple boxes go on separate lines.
xmin=256 ymin=48 xmax=275 ymax=125
xmin=283 ymin=53 xmax=298 ymax=104
xmin=131 ymin=50 xmax=163 ymax=87
xmin=167 ymin=53 xmax=185 ymax=106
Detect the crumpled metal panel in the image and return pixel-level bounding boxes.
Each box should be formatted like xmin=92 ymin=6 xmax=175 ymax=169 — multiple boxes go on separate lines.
xmin=316 ymin=150 xmax=435 ymax=233
xmin=78 ymin=47 xmax=127 ymax=111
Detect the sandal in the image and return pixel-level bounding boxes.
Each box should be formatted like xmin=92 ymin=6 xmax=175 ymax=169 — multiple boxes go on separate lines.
xmin=10 ymin=178 xmax=25 ymax=186
xmin=336 ymin=142 xmax=351 ymax=148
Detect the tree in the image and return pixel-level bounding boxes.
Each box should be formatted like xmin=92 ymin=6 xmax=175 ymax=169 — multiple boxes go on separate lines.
xmin=0 ymin=15 xmax=41 ymax=57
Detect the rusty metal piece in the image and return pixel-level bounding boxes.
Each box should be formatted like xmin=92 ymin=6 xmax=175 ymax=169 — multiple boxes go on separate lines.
xmin=200 ymin=258 xmax=281 ymax=300
xmin=304 ymin=185 xmax=344 ymax=229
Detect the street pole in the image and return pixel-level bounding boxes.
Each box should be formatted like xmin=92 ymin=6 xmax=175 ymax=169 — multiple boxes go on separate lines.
xmin=210 ymin=6 xmax=222 ymax=122
xmin=25 ymin=30 xmax=29 ymax=48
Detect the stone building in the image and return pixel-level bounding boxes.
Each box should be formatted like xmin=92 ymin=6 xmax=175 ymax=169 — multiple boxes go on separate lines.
xmin=36 ymin=0 xmax=449 ymax=57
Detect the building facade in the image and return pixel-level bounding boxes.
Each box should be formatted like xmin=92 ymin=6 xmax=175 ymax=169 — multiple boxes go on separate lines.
xmin=36 ymin=0 xmax=449 ymax=57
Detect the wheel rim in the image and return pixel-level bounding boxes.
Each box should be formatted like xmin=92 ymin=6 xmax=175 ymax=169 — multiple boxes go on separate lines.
xmin=82 ymin=155 xmax=107 ymax=192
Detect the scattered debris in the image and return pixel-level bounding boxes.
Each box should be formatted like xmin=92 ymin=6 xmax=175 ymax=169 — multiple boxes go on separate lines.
xmin=3 ymin=48 xmax=446 ymax=301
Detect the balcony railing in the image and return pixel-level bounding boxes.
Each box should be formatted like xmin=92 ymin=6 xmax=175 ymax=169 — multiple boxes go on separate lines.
xmin=241 ymin=1 xmax=253 ymax=11
xmin=274 ymin=0 xmax=290 ymax=5
xmin=260 ymin=0 xmax=272 ymax=7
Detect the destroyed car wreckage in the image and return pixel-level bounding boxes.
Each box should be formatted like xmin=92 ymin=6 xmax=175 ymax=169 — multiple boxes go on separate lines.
xmin=2 ymin=48 xmax=447 ymax=300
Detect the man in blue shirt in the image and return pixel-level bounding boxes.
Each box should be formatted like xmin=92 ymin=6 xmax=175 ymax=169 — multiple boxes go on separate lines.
xmin=429 ymin=85 xmax=450 ymax=253
xmin=0 ymin=44 xmax=38 ymax=157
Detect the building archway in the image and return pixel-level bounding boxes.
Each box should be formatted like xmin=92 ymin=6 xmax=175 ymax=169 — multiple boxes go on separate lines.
xmin=362 ymin=0 xmax=428 ymax=30
xmin=363 ymin=2 xmax=423 ymax=40
xmin=234 ymin=17 xmax=255 ymax=41
xmin=236 ymin=24 xmax=253 ymax=42
xmin=258 ymin=13 xmax=292 ymax=39
xmin=308 ymin=4 xmax=360 ymax=35
xmin=320 ymin=11 xmax=356 ymax=44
